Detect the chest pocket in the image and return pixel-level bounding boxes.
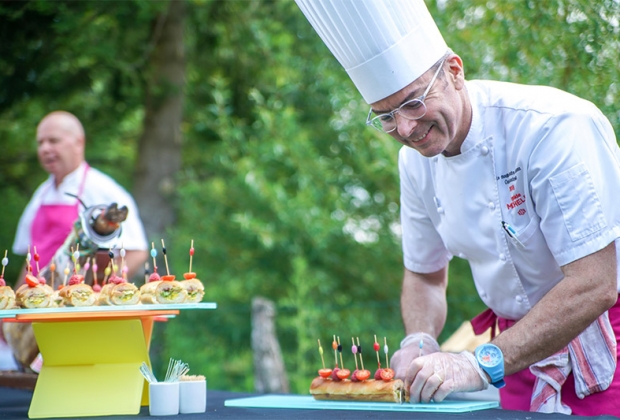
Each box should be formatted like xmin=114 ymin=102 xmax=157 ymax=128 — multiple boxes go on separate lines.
xmin=549 ymin=163 xmax=607 ymax=241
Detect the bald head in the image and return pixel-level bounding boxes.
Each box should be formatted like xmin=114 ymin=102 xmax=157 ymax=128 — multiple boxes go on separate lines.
xmin=36 ymin=111 xmax=86 ymax=185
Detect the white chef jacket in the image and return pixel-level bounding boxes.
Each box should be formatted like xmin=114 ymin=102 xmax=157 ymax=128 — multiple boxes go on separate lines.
xmin=400 ymin=80 xmax=620 ymax=320
xmin=13 ymin=162 xmax=148 ymax=254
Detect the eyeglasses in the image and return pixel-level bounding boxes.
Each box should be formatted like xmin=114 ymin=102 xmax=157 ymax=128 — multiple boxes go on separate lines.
xmin=366 ymin=57 xmax=446 ymax=134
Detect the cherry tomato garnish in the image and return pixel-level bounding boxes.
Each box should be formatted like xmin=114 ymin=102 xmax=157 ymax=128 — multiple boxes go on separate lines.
xmin=355 ymin=369 xmax=371 ymax=381
xmin=25 ymin=275 xmax=39 ymax=288
xmin=183 ymin=272 xmax=196 ymax=280
xmin=380 ymin=368 xmax=395 ymax=381
xmin=161 ymin=275 xmax=176 ymax=281
xmin=318 ymin=368 xmax=333 ymax=378
xmin=336 ymin=369 xmax=350 ymax=380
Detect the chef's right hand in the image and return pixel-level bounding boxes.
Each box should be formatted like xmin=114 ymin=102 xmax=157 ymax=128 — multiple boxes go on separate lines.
xmin=391 ymin=332 xmax=441 ymax=381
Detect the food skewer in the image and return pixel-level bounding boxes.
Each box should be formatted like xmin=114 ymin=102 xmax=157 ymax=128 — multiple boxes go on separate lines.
xmin=120 ymin=243 xmax=127 ymax=279
xmin=161 ymin=239 xmax=170 ymax=276
xmin=49 ymin=259 xmax=56 ymax=290
xmin=335 ymin=336 xmax=350 ymax=380
xmin=189 ymin=240 xmax=194 ymax=274
xmin=184 ymin=240 xmax=197 ymax=280
xmin=83 ymin=257 xmax=90 ymax=277
xmin=107 ymin=249 xmax=118 ymax=277
xmin=332 ymin=335 xmax=338 ymax=367
xmin=33 ymin=246 xmax=41 ymax=276
xmin=26 ymin=245 xmax=32 ymax=273
xmin=351 ymin=338 xmax=359 ymax=371
xmin=103 ymin=263 xmax=112 ymax=285
xmin=1 ymin=250 xmax=8 ymax=280
xmin=374 ymin=335 xmax=381 ymax=368
xmin=356 ymin=337 xmax=365 ymax=371
xmin=150 ymin=242 xmax=158 ymax=273
xmin=72 ymin=244 xmax=81 ymax=274
xmin=384 ymin=337 xmax=390 ymax=369
xmin=317 ymin=339 xmax=333 ymax=378
xmin=63 ymin=265 xmax=70 ymax=287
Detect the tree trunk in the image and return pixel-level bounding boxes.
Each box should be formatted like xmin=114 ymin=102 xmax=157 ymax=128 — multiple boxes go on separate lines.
xmin=251 ymin=297 xmax=290 ymax=394
xmin=133 ymin=0 xmax=186 ymax=241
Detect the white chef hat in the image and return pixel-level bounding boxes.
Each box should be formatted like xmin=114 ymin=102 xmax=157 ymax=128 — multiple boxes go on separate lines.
xmin=295 ymin=0 xmax=448 ymax=104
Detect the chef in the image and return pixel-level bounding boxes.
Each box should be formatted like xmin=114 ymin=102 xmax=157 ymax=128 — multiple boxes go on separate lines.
xmin=295 ymin=0 xmax=620 ymax=415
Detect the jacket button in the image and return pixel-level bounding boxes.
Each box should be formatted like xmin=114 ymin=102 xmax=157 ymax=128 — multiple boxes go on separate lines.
xmin=516 ymin=295 xmax=523 ymax=303
xmin=481 ymin=146 xmax=489 ymax=155
xmin=499 ymin=253 xmax=506 ymax=261
xmin=437 ymin=207 xmax=445 ymax=215
xmin=488 ymin=202 xmax=496 ymax=210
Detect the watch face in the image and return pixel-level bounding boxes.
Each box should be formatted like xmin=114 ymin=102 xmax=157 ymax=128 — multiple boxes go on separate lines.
xmin=477 ymin=345 xmax=502 ymax=367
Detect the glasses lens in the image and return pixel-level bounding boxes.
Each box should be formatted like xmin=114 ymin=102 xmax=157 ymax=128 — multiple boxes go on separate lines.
xmin=397 ymin=99 xmax=427 ymax=120
xmin=370 ymin=114 xmax=396 ymax=133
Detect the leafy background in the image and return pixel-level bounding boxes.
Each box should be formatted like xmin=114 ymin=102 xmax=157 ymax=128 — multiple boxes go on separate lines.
xmin=1 ymin=0 xmax=618 ymax=394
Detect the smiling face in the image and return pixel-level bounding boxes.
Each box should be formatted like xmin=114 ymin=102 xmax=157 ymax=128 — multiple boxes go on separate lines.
xmin=36 ymin=112 xmax=85 ymax=185
xmin=370 ymin=54 xmax=472 ymax=157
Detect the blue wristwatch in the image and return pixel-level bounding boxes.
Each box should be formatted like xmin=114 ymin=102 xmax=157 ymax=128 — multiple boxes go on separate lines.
xmin=474 ymin=343 xmax=506 ymax=388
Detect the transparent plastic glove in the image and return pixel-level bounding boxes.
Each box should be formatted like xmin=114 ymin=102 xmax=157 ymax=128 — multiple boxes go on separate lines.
xmin=405 ymin=351 xmax=489 ymax=403
xmin=391 ymin=332 xmax=441 ymax=381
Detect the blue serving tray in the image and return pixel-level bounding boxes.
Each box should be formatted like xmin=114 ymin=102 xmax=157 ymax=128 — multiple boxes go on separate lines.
xmin=224 ymin=394 xmax=499 ymax=413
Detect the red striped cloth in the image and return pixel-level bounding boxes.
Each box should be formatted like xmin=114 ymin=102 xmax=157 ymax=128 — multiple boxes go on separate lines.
xmin=471 ymin=309 xmax=617 ymax=414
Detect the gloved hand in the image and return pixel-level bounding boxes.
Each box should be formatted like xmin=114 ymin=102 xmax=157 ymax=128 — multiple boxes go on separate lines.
xmin=405 ymin=351 xmax=489 ymax=403
xmin=391 ymin=332 xmax=441 ymax=381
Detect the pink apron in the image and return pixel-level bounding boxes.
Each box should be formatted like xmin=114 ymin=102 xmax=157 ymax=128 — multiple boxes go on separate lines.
xmin=30 ymin=164 xmax=89 ymax=274
xmin=471 ymin=298 xmax=620 ymax=415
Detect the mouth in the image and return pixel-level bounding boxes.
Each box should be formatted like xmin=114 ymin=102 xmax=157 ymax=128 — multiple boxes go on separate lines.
xmin=412 ymin=126 xmax=432 ymax=143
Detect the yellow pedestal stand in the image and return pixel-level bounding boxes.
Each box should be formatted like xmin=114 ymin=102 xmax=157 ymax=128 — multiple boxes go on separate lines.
xmin=0 ymin=303 xmax=216 ymax=419
xmin=30 ymin=318 xmax=150 ymax=418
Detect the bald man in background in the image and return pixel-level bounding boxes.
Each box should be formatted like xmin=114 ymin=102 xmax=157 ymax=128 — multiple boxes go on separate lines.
xmin=2 ymin=111 xmax=148 ymax=370
xmin=13 ymin=111 xmax=148 ymax=281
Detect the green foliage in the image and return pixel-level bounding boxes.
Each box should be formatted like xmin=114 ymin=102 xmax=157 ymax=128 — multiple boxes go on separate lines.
xmin=0 ymin=0 xmax=618 ymax=395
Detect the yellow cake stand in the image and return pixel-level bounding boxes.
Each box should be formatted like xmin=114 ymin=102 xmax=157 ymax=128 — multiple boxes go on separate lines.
xmin=0 ymin=303 xmax=216 ymax=418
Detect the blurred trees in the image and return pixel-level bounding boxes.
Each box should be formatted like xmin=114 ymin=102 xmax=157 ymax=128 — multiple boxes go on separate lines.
xmin=0 ymin=0 xmax=618 ymax=394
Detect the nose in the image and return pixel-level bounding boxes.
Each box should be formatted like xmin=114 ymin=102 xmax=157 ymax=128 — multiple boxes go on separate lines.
xmin=38 ymin=139 xmax=52 ymax=156
xmin=395 ymin=114 xmax=419 ymax=138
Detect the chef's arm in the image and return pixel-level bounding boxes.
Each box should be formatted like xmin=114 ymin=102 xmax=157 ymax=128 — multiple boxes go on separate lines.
xmin=391 ymin=266 xmax=449 ymax=379
xmin=492 ymin=241 xmax=618 ymax=376
xmin=401 ymin=266 xmax=449 ymax=338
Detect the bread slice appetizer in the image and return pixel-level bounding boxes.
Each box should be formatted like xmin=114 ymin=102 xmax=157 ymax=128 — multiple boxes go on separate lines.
xmin=309 ymin=377 xmax=407 ymax=403
xmin=140 ymin=275 xmax=186 ymax=304
xmin=59 ymin=274 xmax=96 ymax=307
xmin=15 ymin=275 xmax=53 ymax=309
xmin=0 ymin=280 xmax=16 ymax=310
xmin=181 ymin=273 xmax=204 ymax=303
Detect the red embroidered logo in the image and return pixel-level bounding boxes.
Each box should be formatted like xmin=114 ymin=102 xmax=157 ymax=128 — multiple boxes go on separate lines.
xmin=518 ymin=208 xmax=526 ymax=216
xmin=507 ymin=193 xmax=526 ymax=210
xmin=509 ymin=185 xmax=515 ymax=192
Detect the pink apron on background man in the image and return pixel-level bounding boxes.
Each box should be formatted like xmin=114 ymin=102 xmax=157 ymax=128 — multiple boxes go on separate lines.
xmin=30 ymin=164 xmax=89 ymax=275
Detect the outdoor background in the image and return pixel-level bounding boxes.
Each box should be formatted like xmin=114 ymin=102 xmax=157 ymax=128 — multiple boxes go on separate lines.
xmin=1 ymin=0 xmax=618 ymax=394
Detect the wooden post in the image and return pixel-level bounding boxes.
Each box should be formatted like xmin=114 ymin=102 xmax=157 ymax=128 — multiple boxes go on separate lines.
xmin=251 ymin=296 xmax=290 ymax=393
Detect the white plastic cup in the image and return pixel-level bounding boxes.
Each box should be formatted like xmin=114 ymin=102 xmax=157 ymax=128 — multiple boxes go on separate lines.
xmin=179 ymin=379 xmax=207 ymax=414
xmin=149 ymin=382 xmax=180 ymax=416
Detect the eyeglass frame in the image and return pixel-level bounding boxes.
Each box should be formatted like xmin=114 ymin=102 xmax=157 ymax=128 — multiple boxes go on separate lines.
xmin=366 ymin=56 xmax=447 ymax=134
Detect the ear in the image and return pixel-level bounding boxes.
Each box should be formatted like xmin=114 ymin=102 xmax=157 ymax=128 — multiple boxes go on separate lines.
xmin=446 ymin=54 xmax=465 ymax=90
